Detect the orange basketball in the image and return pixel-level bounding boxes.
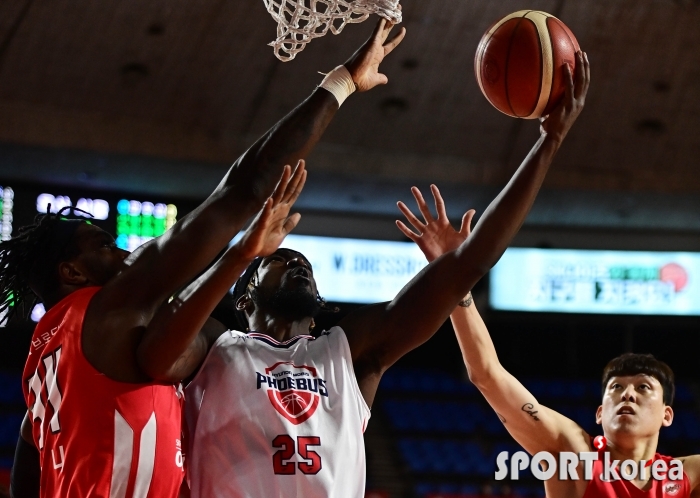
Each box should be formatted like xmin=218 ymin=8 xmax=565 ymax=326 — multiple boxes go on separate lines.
xmin=474 ymin=10 xmax=580 ymax=119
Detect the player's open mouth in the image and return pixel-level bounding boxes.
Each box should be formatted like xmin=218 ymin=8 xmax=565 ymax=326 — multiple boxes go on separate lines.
xmin=290 ymin=267 xmax=311 ymax=282
xmin=617 ymin=406 xmax=635 ymax=415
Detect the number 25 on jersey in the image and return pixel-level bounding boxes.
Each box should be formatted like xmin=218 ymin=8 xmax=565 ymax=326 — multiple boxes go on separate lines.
xmin=272 ymin=435 xmax=322 ymax=475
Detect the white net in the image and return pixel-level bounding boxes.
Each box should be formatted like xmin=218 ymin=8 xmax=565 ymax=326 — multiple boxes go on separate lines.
xmin=263 ymin=0 xmax=402 ymax=61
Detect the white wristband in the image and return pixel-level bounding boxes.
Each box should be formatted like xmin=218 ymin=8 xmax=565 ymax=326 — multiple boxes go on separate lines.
xmin=319 ymin=65 xmax=357 ymax=107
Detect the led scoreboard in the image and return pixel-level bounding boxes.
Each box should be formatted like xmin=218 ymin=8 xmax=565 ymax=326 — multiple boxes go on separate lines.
xmin=0 ymin=185 xmax=13 ymax=323
xmin=115 ymin=199 xmax=177 ymax=251
xmin=0 ymin=186 xmax=13 ymax=241
xmin=36 ymin=193 xmax=109 ymax=220
xmin=0 ymin=181 xmax=191 ymax=324
xmin=35 ymin=193 xmax=178 ymax=251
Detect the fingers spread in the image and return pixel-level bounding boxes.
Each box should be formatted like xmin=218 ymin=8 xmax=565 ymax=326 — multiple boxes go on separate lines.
xmin=383 ymin=26 xmax=406 ymax=56
xmin=459 ymin=209 xmax=476 ymax=236
xmin=284 ymin=170 xmax=306 ymax=206
xmin=430 ymin=184 xmax=447 ymax=220
xmin=396 ymin=220 xmax=420 ymax=243
xmin=411 ymin=187 xmax=434 ymax=223
xmin=283 ymin=163 xmax=307 ymax=204
xmin=397 ymin=201 xmax=425 ymax=230
xmin=271 ymin=165 xmax=292 ymax=205
xmin=371 ymin=18 xmax=388 ymax=42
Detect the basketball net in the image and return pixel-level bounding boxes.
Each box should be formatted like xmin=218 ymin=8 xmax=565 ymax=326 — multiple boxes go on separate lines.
xmin=263 ymin=0 xmax=402 ymax=61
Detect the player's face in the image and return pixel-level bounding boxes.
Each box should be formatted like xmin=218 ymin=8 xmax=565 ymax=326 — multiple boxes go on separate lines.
xmin=255 ymin=249 xmax=318 ymax=298
xmin=69 ymin=223 xmax=129 ymax=285
xmin=596 ymin=374 xmax=673 ymax=440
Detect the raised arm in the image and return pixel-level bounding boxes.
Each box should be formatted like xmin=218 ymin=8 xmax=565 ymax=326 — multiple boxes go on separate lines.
xmin=84 ymin=21 xmax=405 ymax=381
xmin=341 ymin=52 xmax=590 ymax=405
xmin=136 ymin=163 xmax=307 ymax=382
xmin=102 ymin=20 xmax=406 ymax=313
xmin=454 ymin=305 xmax=590 ymax=455
xmin=397 ymin=185 xmax=591 ymax=456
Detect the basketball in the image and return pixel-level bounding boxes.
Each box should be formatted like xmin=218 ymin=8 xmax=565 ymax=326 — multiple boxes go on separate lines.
xmin=474 ymin=10 xmax=580 ymax=119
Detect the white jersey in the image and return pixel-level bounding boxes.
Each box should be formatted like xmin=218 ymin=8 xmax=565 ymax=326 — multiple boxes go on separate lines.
xmin=184 ymin=326 xmax=371 ymax=498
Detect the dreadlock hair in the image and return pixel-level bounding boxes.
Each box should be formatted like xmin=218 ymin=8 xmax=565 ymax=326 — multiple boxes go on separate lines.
xmin=601 ymin=353 xmax=675 ymax=406
xmin=231 ymin=249 xmax=338 ymax=332
xmin=0 ymin=207 xmax=90 ymax=323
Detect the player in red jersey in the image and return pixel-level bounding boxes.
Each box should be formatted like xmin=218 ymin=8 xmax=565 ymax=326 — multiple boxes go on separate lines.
xmin=397 ymin=171 xmax=700 ymax=495
xmin=10 ymin=165 xmax=305 ymax=498
xmin=2 ymin=20 xmax=405 ymax=498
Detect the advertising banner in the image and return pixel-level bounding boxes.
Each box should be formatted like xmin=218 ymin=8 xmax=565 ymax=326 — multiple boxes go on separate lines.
xmin=490 ymin=248 xmax=700 ymax=315
xmin=280 ymin=234 xmax=428 ymax=303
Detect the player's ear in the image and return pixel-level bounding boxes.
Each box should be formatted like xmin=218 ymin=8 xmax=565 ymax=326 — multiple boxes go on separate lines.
xmin=58 ymin=261 xmax=89 ymax=286
xmin=595 ymin=405 xmax=603 ymax=425
xmin=662 ymin=406 xmax=674 ymax=427
xmin=236 ymin=294 xmax=253 ymax=313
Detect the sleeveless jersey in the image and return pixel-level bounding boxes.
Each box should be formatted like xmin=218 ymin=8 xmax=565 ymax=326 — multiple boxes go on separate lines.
xmin=185 ymin=327 xmax=371 ymax=498
xmin=22 ymin=287 xmax=184 ymax=498
xmin=582 ymin=449 xmax=690 ymax=498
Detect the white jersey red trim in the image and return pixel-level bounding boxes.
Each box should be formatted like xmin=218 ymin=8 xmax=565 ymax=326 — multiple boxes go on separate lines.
xmin=184 ymin=326 xmax=370 ymax=498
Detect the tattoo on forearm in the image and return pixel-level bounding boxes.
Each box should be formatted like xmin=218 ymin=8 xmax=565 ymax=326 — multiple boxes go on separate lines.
xmin=521 ymin=403 xmax=540 ymax=421
xmin=497 ymin=413 xmax=507 ymax=424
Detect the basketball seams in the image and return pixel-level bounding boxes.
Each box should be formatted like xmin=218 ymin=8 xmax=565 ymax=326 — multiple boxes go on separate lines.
xmin=524 ymin=11 xmax=554 ymax=119
xmin=503 ymin=16 xmax=527 ymax=117
xmin=544 ymin=16 xmax=580 ymax=115
xmin=475 ymin=10 xmax=531 ymax=113
xmin=476 ymin=10 xmax=577 ymax=119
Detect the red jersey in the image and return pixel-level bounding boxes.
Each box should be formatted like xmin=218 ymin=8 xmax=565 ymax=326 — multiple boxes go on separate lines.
xmin=22 ymin=287 xmax=184 ymax=498
xmin=583 ymin=451 xmax=690 ymax=498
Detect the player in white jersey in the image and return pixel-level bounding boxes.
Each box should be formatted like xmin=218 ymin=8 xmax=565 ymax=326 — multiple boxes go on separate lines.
xmin=137 ymin=48 xmax=589 ymax=497
xmin=185 ymin=316 xmax=370 ymax=497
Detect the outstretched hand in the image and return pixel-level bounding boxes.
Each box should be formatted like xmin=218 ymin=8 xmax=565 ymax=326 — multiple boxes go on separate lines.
xmin=540 ymin=50 xmax=591 ymax=143
xmin=236 ymin=161 xmax=307 ymax=259
xmin=345 ymin=18 xmax=406 ymax=92
xmin=396 ymin=185 xmax=476 ymax=263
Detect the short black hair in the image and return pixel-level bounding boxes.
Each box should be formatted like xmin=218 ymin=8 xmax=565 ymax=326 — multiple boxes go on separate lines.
xmin=230 ymin=248 xmax=337 ymax=332
xmin=601 ymin=353 xmax=675 ymax=405
xmin=0 ymin=208 xmax=87 ymax=322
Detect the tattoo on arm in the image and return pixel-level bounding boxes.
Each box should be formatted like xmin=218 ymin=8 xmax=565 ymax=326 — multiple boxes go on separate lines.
xmin=521 ymin=403 xmax=540 ymax=421
xmin=497 ymin=413 xmax=507 ymax=424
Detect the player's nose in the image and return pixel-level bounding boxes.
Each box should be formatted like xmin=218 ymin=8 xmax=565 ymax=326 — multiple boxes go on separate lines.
xmin=287 ymin=257 xmax=309 ymax=270
xmin=621 ymin=384 xmax=636 ymax=402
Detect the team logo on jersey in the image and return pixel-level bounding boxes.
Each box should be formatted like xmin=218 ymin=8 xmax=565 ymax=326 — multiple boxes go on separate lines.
xmin=664 ymin=482 xmax=681 ymax=496
xmin=256 ymin=362 xmax=328 ymax=425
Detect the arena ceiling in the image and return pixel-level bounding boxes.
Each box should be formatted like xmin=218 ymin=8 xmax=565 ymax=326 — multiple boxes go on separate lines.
xmin=0 ymin=0 xmax=699 ymax=236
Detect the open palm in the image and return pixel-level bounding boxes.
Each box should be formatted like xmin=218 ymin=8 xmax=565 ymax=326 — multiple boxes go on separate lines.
xmin=396 ymin=185 xmax=475 ymax=263
xmin=345 ymin=19 xmax=406 ymax=91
